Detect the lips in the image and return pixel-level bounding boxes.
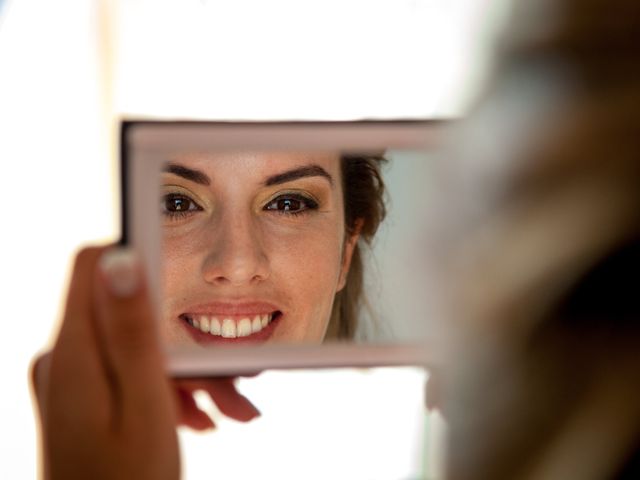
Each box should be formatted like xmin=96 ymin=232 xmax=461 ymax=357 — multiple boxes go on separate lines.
xmin=177 ymin=302 xmax=282 ymax=345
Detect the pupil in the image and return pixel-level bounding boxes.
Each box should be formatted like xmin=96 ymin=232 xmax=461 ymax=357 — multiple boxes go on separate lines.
xmin=168 ymin=196 xmax=187 ymax=211
xmin=279 ymin=199 xmax=300 ymax=211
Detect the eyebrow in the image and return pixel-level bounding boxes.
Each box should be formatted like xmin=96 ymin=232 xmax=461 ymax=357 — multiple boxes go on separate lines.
xmin=264 ymin=165 xmax=333 ymax=187
xmin=163 ymin=162 xmax=333 ymax=188
xmin=163 ymin=163 xmax=211 ymax=186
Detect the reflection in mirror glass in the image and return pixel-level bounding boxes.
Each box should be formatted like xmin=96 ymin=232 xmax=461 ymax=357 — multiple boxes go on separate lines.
xmin=157 ymin=150 xmax=432 ymax=348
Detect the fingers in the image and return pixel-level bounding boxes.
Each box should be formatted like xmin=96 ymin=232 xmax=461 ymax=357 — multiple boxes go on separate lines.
xmin=94 ymin=247 xmax=174 ymax=422
xmin=94 ymin=248 xmax=159 ymax=375
xmin=204 ymin=378 xmax=260 ymax=422
xmin=33 ymin=245 xmax=181 ymax=480
xmin=174 ymin=386 xmax=216 ymax=431
xmin=49 ymin=247 xmax=110 ymax=416
xmin=179 ymin=378 xmax=261 ymax=423
xmin=35 ymin=246 xmax=112 ymax=476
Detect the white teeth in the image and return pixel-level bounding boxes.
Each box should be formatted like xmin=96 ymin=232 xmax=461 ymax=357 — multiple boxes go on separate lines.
xmin=221 ymin=318 xmax=236 ymax=338
xmin=210 ymin=317 xmax=221 ymax=335
xmin=252 ymin=315 xmax=262 ymax=333
xmin=237 ymin=318 xmax=252 ymax=337
xmin=199 ymin=316 xmax=210 ymax=333
xmin=188 ymin=313 xmax=276 ymax=338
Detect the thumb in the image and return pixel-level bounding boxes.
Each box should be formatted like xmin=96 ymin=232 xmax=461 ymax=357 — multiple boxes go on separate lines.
xmin=95 ymin=248 xmax=172 ymax=418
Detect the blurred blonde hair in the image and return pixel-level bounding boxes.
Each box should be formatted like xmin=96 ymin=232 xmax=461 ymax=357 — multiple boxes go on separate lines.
xmin=442 ymin=1 xmax=640 ymax=478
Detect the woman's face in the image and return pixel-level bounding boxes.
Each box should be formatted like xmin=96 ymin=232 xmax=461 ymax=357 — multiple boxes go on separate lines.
xmin=160 ymin=152 xmax=359 ymax=346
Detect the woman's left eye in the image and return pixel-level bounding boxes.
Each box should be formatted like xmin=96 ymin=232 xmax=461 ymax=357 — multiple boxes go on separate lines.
xmin=264 ymin=194 xmax=318 ymax=215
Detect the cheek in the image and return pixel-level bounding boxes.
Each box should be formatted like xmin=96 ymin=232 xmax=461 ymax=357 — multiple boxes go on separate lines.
xmin=265 ymin=220 xmax=344 ymax=285
xmin=264 ymin=222 xmax=345 ymax=335
xmin=161 ymin=235 xmax=204 ymax=310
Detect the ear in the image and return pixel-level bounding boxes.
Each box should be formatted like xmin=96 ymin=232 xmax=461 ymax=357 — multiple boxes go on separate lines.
xmin=337 ymin=219 xmax=364 ymax=291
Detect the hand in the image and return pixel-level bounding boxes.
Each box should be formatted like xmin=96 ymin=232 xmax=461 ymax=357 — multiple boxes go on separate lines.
xmin=31 ymin=246 xmax=260 ymax=480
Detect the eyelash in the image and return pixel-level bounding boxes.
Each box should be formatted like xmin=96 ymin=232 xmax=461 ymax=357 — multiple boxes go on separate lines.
xmin=162 ymin=193 xmax=203 ymax=220
xmin=263 ymin=193 xmax=319 ymax=216
xmin=161 ymin=192 xmax=319 ymax=221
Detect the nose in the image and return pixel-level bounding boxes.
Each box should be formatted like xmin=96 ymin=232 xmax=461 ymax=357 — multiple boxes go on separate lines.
xmin=201 ymin=211 xmax=270 ymax=286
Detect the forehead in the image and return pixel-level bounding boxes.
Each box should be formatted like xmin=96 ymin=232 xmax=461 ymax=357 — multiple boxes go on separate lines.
xmin=168 ymin=151 xmax=342 ymax=185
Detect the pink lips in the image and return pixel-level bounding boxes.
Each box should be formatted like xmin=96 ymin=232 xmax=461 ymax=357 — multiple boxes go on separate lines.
xmin=183 ymin=301 xmax=281 ymax=318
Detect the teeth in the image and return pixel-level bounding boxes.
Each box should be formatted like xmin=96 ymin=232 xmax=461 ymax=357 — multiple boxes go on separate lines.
xmin=221 ymin=318 xmax=236 ymax=338
xmin=210 ymin=317 xmax=221 ymax=335
xmin=237 ymin=318 xmax=252 ymax=337
xmin=252 ymin=315 xmax=262 ymax=333
xmin=199 ymin=316 xmax=210 ymax=333
xmin=187 ymin=313 xmax=276 ymax=338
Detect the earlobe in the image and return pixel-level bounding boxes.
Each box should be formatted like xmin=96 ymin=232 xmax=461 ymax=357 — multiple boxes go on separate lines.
xmin=337 ymin=219 xmax=364 ymax=291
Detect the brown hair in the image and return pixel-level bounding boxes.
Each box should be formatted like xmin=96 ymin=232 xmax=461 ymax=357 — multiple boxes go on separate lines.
xmin=323 ymin=155 xmax=388 ymax=340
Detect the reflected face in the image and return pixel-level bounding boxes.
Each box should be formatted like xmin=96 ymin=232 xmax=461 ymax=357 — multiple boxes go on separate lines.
xmin=160 ymin=153 xmax=358 ymax=346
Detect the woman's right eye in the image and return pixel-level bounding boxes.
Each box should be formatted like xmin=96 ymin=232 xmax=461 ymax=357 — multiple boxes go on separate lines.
xmin=162 ymin=193 xmax=203 ymax=219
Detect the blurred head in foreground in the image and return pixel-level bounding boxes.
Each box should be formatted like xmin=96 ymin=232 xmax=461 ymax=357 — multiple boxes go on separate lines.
xmin=437 ymin=0 xmax=640 ymax=478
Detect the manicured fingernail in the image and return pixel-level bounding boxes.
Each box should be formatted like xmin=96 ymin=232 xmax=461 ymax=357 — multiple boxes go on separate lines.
xmin=99 ymin=248 xmax=140 ymax=297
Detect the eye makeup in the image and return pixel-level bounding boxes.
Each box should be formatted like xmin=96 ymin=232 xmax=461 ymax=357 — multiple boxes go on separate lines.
xmin=161 ymin=162 xmax=334 ymax=230
xmin=162 ymin=192 xmax=203 ymax=221
xmin=161 ymin=182 xmax=208 ymax=225
xmin=263 ymin=191 xmax=320 ymax=217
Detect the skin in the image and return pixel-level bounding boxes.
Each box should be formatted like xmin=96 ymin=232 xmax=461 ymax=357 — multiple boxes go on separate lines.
xmin=160 ymin=153 xmax=360 ymax=346
xmin=31 ymin=246 xmax=260 ymax=480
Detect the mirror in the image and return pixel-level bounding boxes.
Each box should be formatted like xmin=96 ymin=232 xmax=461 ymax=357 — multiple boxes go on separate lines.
xmin=122 ymin=121 xmax=447 ymax=375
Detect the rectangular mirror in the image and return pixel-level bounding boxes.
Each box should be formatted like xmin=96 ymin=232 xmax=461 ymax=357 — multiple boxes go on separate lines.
xmin=121 ymin=120 xmax=447 ymax=376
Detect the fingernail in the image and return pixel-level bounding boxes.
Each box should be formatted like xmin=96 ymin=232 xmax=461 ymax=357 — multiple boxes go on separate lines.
xmin=99 ymin=248 xmax=140 ymax=297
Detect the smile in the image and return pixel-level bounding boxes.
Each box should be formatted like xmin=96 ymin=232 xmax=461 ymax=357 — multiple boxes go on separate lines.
xmin=180 ymin=312 xmax=280 ymax=339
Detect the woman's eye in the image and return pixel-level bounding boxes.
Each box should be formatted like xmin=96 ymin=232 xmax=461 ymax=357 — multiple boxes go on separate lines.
xmin=162 ymin=193 xmax=202 ymax=218
xmin=264 ymin=194 xmax=318 ymax=215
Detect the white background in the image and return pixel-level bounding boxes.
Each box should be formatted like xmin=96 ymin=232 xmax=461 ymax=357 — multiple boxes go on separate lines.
xmin=0 ymin=0 xmax=509 ymax=478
